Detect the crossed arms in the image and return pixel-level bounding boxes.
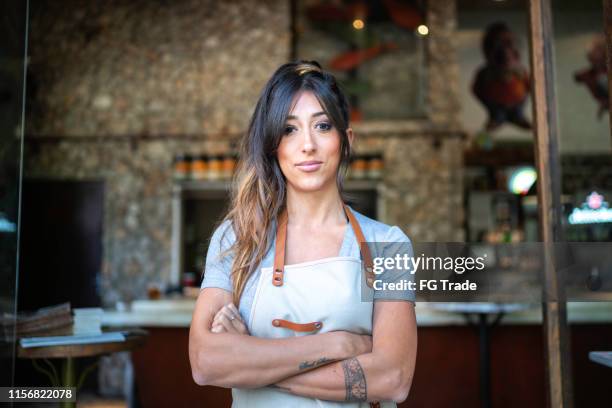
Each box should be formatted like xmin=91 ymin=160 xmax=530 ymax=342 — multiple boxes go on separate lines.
xmin=188 ymin=287 xmax=417 ymax=403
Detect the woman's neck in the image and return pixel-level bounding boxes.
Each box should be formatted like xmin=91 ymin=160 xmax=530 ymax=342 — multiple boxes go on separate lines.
xmin=285 ymin=184 xmax=347 ymax=228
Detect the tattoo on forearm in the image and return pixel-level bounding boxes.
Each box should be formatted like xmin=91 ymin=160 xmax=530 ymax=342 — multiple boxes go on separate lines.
xmin=298 ymin=357 xmax=331 ymax=370
xmin=342 ymin=358 xmax=367 ymax=401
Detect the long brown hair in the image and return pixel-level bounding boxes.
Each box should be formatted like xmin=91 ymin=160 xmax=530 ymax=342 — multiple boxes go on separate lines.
xmin=217 ymin=60 xmax=353 ymax=306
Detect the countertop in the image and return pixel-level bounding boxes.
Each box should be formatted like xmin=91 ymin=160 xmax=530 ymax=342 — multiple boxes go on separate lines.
xmin=101 ymin=298 xmax=612 ymax=328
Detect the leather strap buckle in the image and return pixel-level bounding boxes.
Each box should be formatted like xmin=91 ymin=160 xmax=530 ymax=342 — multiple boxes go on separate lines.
xmin=272 ymin=268 xmax=284 ymax=286
xmin=271 ymin=319 xmax=323 ymax=332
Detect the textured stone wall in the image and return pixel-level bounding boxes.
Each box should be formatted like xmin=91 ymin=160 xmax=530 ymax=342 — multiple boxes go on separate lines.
xmin=24 ymin=138 xmax=233 ymax=305
xmin=24 ymin=0 xmax=464 ymax=308
xmin=426 ymin=0 xmax=461 ymax=126
xmin=354 ymin=133 xmax=464 ymax=242
xmin=27 ymin=0 xmax=289 ymax=136
xmin=25 ymin=0 xmax=290 ymax=306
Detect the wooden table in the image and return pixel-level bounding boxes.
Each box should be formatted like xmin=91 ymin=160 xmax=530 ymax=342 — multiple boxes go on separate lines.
xmin=18 ymin=329 xmax=148 ymax=408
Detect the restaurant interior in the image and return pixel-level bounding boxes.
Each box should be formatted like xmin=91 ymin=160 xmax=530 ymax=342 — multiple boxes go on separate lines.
xmin=1 ymin=0 xmax=612 ymax=407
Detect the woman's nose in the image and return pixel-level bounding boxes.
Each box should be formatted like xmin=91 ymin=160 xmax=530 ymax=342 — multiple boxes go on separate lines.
xmin=301 ymin=129 xmax=316 ymax=153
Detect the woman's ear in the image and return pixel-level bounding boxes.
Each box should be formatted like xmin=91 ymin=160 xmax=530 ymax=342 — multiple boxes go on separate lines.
xmin=346 ymin=127 xmax=354 ymax=149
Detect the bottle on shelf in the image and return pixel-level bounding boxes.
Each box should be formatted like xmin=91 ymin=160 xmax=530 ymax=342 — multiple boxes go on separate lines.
xmin=174 ymin=152 xmax=243 ymax=182
xmin=191 ymin=155 xmax=208 ymax=180
xmin=222 ymin=154 xmax=237 ymax=179
xmin=368 ymin=154 xmax=384 ymax=179
xmin=207 ymin=155 xmax=222 ymax=180
xmin=350 ymin=155 xmax=368 ymax=179
xmin=173 ymin=154 xmax=191 ymax=180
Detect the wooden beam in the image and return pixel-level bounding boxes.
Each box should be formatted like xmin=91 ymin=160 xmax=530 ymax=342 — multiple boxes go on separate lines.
xmin=604 ymin=0 xmax=612 ymax=144
xmin=527 ymin=1 xmax=574 ymax=407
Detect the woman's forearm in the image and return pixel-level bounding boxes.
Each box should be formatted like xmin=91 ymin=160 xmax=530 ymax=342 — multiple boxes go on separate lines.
xmin=273 ymin=352 xmax=412 ymax=403
xmin=191 ymin=331 xmax=365 ymax=389
xmin=272 ymin=301 xmax=418 ymax=405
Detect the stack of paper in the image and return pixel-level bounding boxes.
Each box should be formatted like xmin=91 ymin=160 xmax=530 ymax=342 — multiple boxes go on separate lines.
xmin=0 ymin=303 xmax=73 ymax=341
xmin=20 ymin=332 xmax=126 ymax=348
xmin=73 ymin=308 xmax=103 ymax=335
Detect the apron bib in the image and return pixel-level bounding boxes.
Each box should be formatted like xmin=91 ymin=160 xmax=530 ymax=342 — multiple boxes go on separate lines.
xmin=231 ymin=204 xmax=396 ymax=408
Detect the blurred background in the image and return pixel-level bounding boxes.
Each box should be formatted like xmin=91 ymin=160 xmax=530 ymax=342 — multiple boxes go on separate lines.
xmin=1 ymin=0 xmax=612 ymax=407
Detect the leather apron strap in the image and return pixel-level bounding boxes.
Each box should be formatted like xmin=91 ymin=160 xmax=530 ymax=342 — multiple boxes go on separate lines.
xmin=272 ymin=203 xmax=375 ymax=287
xmin=270 ymin=204 xmax=381 ymax=408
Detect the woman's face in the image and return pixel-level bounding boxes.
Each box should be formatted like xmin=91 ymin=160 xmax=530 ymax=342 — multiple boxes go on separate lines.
xmin=276 ymin=90 xmax=352 ymax=193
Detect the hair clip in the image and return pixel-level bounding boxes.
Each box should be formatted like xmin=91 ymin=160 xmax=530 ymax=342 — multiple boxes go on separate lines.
xmin=295 ymin=63 xmax=322 ymax=76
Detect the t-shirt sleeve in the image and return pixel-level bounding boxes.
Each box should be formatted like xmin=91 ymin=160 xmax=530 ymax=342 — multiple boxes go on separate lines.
xmin=200 ymin=220 xmax=235 ymax=292
xmin=373 ymin=225 xmax=416 ymax=303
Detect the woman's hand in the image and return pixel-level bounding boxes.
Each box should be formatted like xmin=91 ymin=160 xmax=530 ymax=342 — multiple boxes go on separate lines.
xmin=211 ymin=302 xmax=249 ymax=335
xmin=209 ymin=303 xmax=371 ymax=353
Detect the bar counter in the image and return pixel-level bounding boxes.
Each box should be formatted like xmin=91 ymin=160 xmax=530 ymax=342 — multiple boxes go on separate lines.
xmin=101 ymin=299 xmax=612 ymax=407
xmin=102 ymin=299 xmax=612 ymax=328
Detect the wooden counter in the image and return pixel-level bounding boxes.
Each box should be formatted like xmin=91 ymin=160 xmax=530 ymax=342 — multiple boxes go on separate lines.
xmin=103 ymin=301 xmax=612 ymax=407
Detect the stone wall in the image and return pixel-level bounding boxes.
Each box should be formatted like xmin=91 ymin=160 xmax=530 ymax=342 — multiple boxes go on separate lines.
xmin=24 ymin=0 xmax=464 ymax=307
xmin=27 ymin=0 xmax=288 ymax=136
xmin=25 ymin=138 xmax=233 ymax=304
xmin=427 ymin=0 xmax=461 ymax=127
xmin=354 ymin=134 xmax=464 ymax=242
xmin=25 ymin=0 xmax=290 ymax=306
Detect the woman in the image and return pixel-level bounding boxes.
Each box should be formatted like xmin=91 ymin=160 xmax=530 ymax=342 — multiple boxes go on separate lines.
xmin=189 ymin=60 xmax=417 ymax=407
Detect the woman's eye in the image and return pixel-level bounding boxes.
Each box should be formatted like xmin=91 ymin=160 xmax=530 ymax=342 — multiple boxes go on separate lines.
xmin=284 ymin=125 xmax=296 ymax=135
xmin=316 ymin=122 xmax=332 ymax=131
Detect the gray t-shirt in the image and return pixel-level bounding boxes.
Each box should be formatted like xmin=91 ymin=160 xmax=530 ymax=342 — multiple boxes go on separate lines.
xmin=200 ymin=205 xmax=415 ymax=328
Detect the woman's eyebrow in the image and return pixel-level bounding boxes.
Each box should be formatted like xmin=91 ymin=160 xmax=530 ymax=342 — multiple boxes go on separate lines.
xmin=286 ymin=111 xmax=327 ymax=120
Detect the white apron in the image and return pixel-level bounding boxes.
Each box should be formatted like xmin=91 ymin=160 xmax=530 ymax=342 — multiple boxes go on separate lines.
xmin=231 ymin=204 xmax=396 ymax=408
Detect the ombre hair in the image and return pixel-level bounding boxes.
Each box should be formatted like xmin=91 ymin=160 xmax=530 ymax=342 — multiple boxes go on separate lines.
xmin=215 ymin=60 xmax=353 ymax=306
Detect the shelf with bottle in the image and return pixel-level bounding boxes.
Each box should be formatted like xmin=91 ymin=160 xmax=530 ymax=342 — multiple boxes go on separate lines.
xmin=173 ymin=153 xmax=238 ymax=181
xmin=347 ymin=154 xmax=384 ymax=180
xmin=170 ymin=156 xmax=384 ymax=287
xmin=172 ymin=153 xmax=384 ymax=192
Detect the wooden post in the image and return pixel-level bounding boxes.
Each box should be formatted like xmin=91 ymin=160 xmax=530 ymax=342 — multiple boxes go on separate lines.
xmin=604 ymin=0 xmax=612 ymax=142
xmin=527 ymin=1 xmax=574 ymax=407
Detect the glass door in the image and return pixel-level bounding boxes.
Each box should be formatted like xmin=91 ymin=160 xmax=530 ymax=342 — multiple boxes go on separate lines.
xmin=0 ymin=0 xmax=29 ymax=391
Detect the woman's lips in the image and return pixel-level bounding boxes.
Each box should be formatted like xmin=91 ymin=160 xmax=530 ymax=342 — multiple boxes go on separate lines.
xmin=295 ymin=161 xmax=322 ymax=172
